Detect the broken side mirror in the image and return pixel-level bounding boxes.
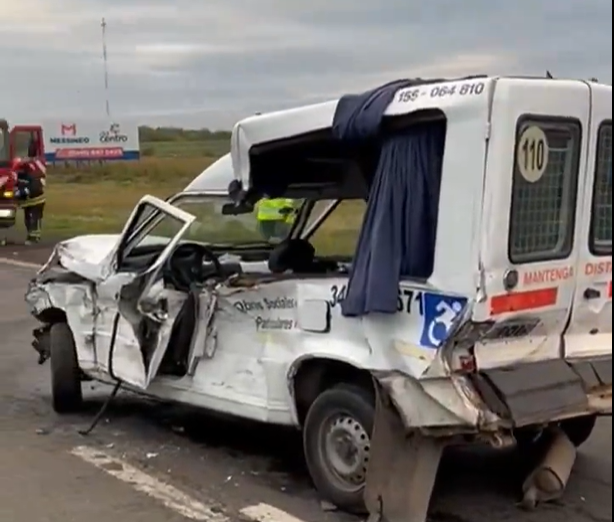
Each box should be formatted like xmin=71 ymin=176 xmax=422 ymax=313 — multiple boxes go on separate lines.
xmin=227 ymin=179 xmax=242 ymax=201
xmin=224 ymin=179 xmax=258 ymax=214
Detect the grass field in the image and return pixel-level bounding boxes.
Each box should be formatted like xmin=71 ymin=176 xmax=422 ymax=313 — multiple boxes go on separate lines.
xmin=40 ymin=156 xmax=216 ymax=236
xmin=141 ymin=139 xmax=230 ymax=158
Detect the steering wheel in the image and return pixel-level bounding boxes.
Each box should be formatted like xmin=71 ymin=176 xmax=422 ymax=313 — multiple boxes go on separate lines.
xmin=167 ymin=243 xmax=223 ymax=292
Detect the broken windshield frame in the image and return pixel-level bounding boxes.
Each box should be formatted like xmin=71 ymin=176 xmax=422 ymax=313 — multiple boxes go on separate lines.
xmin=121 ymin=187 xmax=358 ymax=266
xmin=123 ymin=191 xmax=305 ymax=255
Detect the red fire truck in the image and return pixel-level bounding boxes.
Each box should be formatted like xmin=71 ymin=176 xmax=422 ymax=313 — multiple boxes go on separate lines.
xmin=0 ymin=121 xmax=45 ymax=236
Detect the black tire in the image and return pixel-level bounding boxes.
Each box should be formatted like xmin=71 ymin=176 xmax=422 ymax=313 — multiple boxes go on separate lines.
xmin=514 ymin=427 xmax=545 ymax=449
xmin=303 ymin=384 xmax=375 ymax=514
xmin=516 ymin=415 xmax=598 ymax=452
xmin=49 ymin=322 xmax=83 ymax=414
xmin=560 ymin=415 xmax=597 ymax=447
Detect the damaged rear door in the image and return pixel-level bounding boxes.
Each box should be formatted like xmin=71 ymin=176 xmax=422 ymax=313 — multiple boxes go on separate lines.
xmin=95 ymin=195 xmax=196 ymax=389
xmin=474 ymin=80 xmax=589 ymax=368
xmin=562 ymin=84 xmax=611 ymax=409
xmin=468 ymin=80 xmax=596 ymax=426
xmin=564 ymin=86 xmax=611 ymax=361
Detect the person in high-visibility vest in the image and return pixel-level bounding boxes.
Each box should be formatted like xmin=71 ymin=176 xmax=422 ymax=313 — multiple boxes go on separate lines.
xmin=12 ymin=157 xmax=46 ymax=244
xmin=255 ymin=197 xmax=298 ymax=241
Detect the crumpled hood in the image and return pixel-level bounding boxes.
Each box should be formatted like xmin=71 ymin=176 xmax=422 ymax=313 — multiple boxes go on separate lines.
xmin=41 ymin=234 xmax=169 ymax=282
xmin=56 ymin=234 xmax=122 ymax=265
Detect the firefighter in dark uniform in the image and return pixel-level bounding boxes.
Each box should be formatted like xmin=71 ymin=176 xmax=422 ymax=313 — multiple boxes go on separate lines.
xmin=12 ymin=158 xmax=46 ymax=244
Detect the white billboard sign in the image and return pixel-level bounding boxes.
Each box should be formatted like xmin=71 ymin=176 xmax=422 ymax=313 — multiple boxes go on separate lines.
xmin=42 ymin=120 xmax=140 ymax=162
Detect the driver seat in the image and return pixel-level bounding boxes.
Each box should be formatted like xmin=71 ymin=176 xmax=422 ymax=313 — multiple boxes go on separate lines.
xmin=268 ymin=239 xmax=316 ymax=274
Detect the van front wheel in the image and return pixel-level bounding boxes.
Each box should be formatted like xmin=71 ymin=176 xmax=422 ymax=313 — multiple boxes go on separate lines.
xmin=303 ymin=384 xmax=375 ymax=514
xmin=49 ymin=323 xmax=83 ymax=414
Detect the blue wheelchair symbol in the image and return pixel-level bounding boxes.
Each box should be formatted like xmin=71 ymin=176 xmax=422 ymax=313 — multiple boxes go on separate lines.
xmin=419 ymin=293 xmax=467 ymax=349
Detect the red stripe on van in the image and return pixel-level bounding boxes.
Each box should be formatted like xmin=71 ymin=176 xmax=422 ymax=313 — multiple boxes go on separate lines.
xmin=490 ymin=287 xmax=558 ymax=315
xmin=608 ymin=281 xmax=612 ymax=299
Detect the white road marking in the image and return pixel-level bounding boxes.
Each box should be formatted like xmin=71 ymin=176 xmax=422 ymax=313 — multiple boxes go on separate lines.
xmin=240 ymin=503 xmax=307 ymax=522
xmin=0 ymin=257 xmax=41 ymax=269
xmin=71 ymin=446 xmax=229 ymax=521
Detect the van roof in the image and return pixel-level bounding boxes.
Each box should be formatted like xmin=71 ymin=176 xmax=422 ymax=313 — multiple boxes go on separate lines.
xmin=183 ymin=153 xmax=232 ymax=193
xmin=230 ymin=76 xmax=611 ymax=185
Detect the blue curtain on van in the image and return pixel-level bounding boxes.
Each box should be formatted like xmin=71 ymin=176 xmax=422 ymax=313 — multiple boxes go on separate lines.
xmin=332 ymin=82 xmax=446 ymax=317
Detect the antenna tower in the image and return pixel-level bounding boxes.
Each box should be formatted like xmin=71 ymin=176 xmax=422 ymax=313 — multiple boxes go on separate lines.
xmin=101 ymin=18 xmax=111 ymax=117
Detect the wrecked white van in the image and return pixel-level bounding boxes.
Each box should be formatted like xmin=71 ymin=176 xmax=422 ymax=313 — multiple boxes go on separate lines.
xmin=26 ymin=76 xmax=611 ymax=521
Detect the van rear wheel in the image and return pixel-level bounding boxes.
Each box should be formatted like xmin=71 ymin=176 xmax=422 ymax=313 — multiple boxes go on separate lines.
xmin=49 ymin=323 xmax=83 ymax=414
xmin=516 ymin=415 xmax=598 ymax=451
xmin=303 ymin=384 xmax=375 ymax=514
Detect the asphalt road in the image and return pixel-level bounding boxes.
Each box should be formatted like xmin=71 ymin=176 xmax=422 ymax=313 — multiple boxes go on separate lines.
xmin=0 ymin=254 xmax=611 ymax=522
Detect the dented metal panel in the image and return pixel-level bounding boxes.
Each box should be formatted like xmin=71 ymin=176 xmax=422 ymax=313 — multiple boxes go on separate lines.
xmin=364 ymin=384 xmax=446 ymax=522
xmin=468 ymin=355 xmax=613 ymax=428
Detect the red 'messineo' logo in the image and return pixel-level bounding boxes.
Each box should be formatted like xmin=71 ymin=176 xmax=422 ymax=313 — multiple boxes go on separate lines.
xmin=61 ymin=123 xmax=77 ymax=136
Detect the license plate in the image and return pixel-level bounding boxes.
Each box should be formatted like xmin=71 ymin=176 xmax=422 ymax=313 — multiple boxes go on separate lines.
xmin=0 ymin=208 xmax=15 ymax=218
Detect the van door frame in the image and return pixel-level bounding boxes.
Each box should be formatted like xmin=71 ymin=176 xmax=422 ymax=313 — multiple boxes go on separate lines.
xmin=564 ymin=82 xmax=612 ymax=360
xmin=473 ymin=79 xmax=591 ymax=369
xmin=95 ymin=195 xmax=196 ymax=389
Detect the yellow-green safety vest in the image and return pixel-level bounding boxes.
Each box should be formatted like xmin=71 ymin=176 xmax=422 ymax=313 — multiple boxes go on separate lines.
xmin=256 ymin=198 xmax=296 ymax=224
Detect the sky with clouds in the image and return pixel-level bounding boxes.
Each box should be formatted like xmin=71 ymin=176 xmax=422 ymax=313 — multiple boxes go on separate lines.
xmin=1 ymin=0 xmax=611 ymax=129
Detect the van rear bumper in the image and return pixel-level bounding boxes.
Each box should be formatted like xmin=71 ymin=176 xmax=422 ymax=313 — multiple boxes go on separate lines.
xmin=373 ymin=355 xmax=610 ymax=437
xmin=469 ymin=355 xmax=612 ymax=428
